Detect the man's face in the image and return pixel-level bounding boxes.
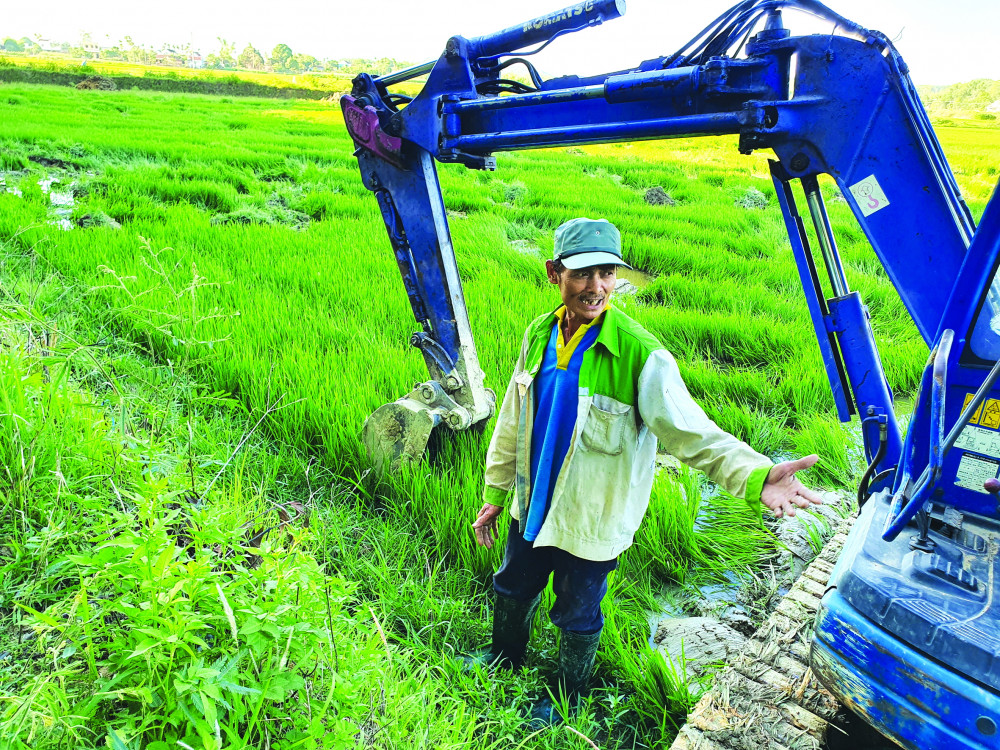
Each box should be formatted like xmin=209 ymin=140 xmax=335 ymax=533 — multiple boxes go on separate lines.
xmin=546 ymin=261 xmax=618 ymax=324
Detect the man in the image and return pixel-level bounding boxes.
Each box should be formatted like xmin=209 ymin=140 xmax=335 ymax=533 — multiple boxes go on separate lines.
xmin=471 ymin=217 xmax=822 ymax=724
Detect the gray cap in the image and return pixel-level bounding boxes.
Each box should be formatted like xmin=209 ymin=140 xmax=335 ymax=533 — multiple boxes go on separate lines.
xmin=553 ymin=217 xmax=632 ymax=270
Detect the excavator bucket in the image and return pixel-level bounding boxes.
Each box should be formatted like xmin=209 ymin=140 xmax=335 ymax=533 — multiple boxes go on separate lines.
xmin=361 ymin=378 xmax=487 ymax=472
xmin=361 ymin=397 xmax=438 ymax=472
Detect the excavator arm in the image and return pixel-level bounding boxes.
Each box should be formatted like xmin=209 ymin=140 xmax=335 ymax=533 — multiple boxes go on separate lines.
xmin=344 ymin=3 xmax=1000 ymax=746
xmin=344 ymin=0 xmax=975 ymax=477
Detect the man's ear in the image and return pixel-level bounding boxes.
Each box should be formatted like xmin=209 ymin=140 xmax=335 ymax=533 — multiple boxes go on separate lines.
xmin=545 ymin=260 xmax=560 ymax=284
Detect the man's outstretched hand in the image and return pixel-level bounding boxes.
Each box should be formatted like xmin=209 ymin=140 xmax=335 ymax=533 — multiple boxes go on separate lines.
xmin=761 ymin=454 xmax=824 ymax=518
xmin=472 ymin=503 xmax=504 ymax=548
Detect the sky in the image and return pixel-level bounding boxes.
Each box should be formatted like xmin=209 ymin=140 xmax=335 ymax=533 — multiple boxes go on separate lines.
xmin=3 ymin=0 xmax=998 ymax=86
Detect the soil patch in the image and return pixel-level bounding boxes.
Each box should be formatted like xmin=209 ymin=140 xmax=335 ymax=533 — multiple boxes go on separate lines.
xmin=76 ymin=75 xmax=117 ymax=91
xmin=28 ymin=155 xmax=78 ymax=170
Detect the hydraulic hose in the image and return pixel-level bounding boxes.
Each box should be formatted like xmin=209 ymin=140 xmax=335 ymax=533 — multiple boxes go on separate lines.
xmin=857 ymin=419 xmax=888 ymax=508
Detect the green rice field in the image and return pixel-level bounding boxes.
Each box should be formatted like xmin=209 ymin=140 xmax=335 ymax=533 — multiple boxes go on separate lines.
xmin=0 ymin=82 xmax=997 ymax=748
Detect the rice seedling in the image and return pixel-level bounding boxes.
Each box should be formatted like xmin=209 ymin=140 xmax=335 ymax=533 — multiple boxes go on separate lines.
xmin=1 ymin=81 xmax=995 ymax=746
xmin=0 ymin=246 xmax=560 ymax=749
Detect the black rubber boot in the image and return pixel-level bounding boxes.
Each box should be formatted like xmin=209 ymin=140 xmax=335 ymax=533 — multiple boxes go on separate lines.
xmin=529 ymin=627 xmax=602 ymax=727
xmin=463 ymin=592 xmax=541 ymax=671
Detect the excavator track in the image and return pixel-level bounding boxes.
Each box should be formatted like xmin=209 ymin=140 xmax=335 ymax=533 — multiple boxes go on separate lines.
xmin=669 ymin=516 xmax=856 ymax=750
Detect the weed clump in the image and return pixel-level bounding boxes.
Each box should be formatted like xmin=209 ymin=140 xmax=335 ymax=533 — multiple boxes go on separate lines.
xmin=503 ymin=179 xmax=529 ymax=204
xmin=256 ymin=165 xmax=299 ymax=182
xmin=75 ymin=75 xmax=116 ymax=91
xmin=74 ymin=211 xmax=121 ymax=229
xmin=211 ymin=192 xmax=311 ymax=228
xmin=733 ymin=186 xmax=768 ymax=209
xmin=645 ymin=186 xmax=677 ymax=206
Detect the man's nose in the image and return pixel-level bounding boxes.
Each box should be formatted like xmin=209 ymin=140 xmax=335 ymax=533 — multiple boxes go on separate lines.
xmin=585 ymin=273 xmax=600 ymax=290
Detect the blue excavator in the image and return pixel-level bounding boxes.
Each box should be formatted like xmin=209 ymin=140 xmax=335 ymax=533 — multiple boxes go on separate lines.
xmin=342 ymin=1 xmax=1000 ymax=747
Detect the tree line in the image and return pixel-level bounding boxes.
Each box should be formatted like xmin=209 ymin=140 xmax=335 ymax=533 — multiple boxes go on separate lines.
xmin=917 ymin=79 xmax=1000 ymax=114
xmin=1 ymin=34 xmax=410 ymax=76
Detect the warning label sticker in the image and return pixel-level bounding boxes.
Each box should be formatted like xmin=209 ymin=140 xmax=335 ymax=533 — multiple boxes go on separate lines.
xmin=849 ymin=175 xmax=891 ymax=217
xmin=981 ymin=399 xmax=1000 ymax=429
xmin=961 ymin=393 xmax=984 ymax=425
xmin=955 ymin=454 xmax=999 ymax=494
xmin=954 ymin=394 xmax=1000 ymax=459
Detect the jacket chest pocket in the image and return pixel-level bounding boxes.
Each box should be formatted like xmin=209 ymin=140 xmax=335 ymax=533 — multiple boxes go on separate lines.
xmin=581 ymin=395 xmax=632 ymax=456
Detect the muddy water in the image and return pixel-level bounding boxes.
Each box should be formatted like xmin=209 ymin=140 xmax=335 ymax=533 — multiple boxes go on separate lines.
xmin=42 ymin=176 xmax=76 ymax=230
xmin=0 ymin=173 xmax=23 ymax=197
xmin=645 ymin=498 xmax=753 ymax=650
xmin=618 ymin=266 xmax=655 ymax=288
xmin=2 ymin=170 xmax=77 ymax=230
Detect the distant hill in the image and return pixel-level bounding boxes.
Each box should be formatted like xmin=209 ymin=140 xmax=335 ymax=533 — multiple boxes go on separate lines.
xmin=917 ymin=79 xmax=1000 ymax=120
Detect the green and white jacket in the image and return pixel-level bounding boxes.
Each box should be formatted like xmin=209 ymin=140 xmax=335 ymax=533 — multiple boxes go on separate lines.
xmin=483 ymin=305 xmax=773 ymax=561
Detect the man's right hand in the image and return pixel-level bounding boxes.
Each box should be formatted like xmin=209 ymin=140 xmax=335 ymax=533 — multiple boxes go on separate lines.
xmin=472 ymin=503 xmax=504 ymax=549
xmin=761 ymin=454 xmax=823 ymax=518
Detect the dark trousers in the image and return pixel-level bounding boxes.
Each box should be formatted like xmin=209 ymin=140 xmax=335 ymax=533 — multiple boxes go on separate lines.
xmin=493 ymin=519 xmax=617 ymax=635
